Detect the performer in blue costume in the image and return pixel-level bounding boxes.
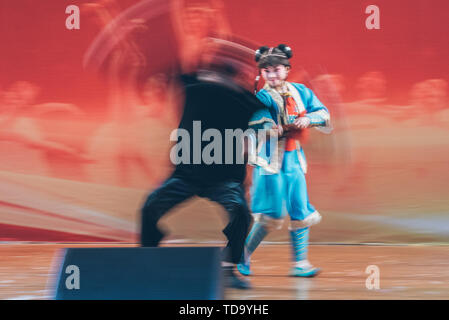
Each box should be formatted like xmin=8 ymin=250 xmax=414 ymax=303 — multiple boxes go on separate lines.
xmin=238 ymin=44 xmax=332 ymax=277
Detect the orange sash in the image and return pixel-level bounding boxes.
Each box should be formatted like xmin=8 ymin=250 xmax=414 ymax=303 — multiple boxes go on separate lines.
xmin=283 ymin=94 xmax=308 ymax=151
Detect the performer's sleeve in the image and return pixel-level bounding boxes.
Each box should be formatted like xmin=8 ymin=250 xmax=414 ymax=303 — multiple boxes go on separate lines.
xmin=248 ymin=91 xmax=276 ymax=130
xmin=248 ymin=109 xmax=275 ymax=130
xmin=304 ymin=87 xmax=332 ymax=133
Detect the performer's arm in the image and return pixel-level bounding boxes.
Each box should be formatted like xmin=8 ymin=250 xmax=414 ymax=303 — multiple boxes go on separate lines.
xmin=249 ymin=92 xmax=282 ymax=138
xmin=303 ymin=87 xmax=331 ymax=128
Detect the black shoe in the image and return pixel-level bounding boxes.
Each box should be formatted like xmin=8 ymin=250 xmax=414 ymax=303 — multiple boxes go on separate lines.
xmin=223 ymin=266 xmax=252 ymax=290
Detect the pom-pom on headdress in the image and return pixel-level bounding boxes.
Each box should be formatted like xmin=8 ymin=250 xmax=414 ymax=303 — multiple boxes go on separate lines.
xmin=255 ymin=44 xmax=292 ymax=68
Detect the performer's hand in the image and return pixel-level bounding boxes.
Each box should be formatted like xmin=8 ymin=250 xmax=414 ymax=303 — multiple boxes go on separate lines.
xmin=293 ymin=116 xmax=311 ymax=129
xmin=272 ymin=124 xmax=284 ymax=137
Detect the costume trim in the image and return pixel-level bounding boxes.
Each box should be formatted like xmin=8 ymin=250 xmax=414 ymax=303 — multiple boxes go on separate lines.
xmin=248 ymin=117 xmax=276 ymax=127
xmin=254 ymin=213 xmax=284 ymax=231
xmin=289 ymin=211 xmax=322 ymax=229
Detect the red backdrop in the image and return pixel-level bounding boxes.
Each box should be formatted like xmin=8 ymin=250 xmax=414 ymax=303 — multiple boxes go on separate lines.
xmin=1 ymin=0 xmax=448 ymax=243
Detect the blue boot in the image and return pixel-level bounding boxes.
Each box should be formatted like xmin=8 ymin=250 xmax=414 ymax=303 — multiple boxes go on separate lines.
xmin=289 ymin=227 xmax=321 ymax=277
xmin=223 ymin=266 xmax=252 ymax=289
xmin=237 ymin=260 xmax=252 ymax=276
xmin=236 ymin=221 xmax=268 ymax=276
xmin=289 ymin=262 xmax=321 ymax=277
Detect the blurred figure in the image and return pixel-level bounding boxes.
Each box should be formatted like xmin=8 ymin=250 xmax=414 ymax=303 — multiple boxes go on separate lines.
xmin=143 ymin=74 xmax=171 ymax=119
xmin=311 ymin=74 xmax=346 ymax=104
xmin=140 ymin=39 xmax=263 ymax=289
xmin=0 ymin=81 xmax=89 ymax=178
xmin=84 ymin=0 xmax=234 ymax=188
xmin=308 ymin=73 xmax=353 ymax=192
xmin=410 ymin=79 xmax=448 ymax=111
xmin=355 ymin=71 xmax=387 ymax=103
xmin=409 ymin=79 xmax=449 ymax=126
xmin=344 ymin=71 xmax=403 ymax=124
xmin=171 ymin=0 xmax=232 ymax=73
xmin=322 ymin=72 xmax=387 ymax=200
xmin=84 ymin=0 xmax=175 ymax=188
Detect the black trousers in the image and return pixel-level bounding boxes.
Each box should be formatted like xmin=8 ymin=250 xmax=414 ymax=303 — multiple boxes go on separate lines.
xmin=140 ymin=175 xmax=252 ymax=264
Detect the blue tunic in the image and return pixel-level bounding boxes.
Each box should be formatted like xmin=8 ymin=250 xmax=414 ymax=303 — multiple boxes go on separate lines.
xmin=248 ymin=82 xmax=331 ymax=220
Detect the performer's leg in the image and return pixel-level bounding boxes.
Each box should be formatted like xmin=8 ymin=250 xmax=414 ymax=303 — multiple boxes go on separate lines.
xmin=284 ymin=153 xmax=321 ymax=277
xmin=201 ymin=181 xmax=252 ymax=289
xmin=289 ymin=227 xmax=319 ymax=276
xmin=201 ymin=181 xmax=251 ymax=265
xmin=237 ymin=167 xmax=285 ymax=276
xmin=140 ymin=176 xmax=195 ymax=247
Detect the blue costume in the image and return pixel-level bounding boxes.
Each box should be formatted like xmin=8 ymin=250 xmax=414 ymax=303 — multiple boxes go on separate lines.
xmin=238 ymin=81 xmax=331 ymax=277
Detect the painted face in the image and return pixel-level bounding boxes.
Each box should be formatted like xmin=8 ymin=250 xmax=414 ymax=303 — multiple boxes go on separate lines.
xmin=261 ymin=65 xmax=289 ymax=88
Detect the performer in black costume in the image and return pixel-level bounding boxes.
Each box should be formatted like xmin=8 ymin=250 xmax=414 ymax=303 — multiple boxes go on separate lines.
xmin=140 ymin=40 xmax=265 ymax=289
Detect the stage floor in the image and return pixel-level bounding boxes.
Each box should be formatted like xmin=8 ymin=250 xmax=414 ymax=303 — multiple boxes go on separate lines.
xmin=1 ymin=243 xmax=449 ymax=300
